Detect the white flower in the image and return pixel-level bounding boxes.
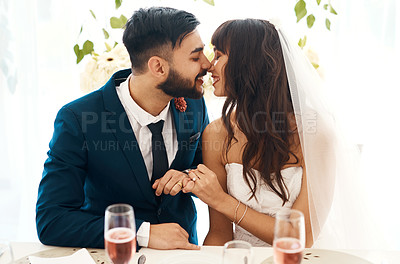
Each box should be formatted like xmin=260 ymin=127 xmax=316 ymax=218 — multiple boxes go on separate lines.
xmin=201 ymin=43 xmax=216 ymax=104
xmin=304 ymin=47 xmax=325 ymax=79
xmin=80 ymin=43 xmax=131 ymax=93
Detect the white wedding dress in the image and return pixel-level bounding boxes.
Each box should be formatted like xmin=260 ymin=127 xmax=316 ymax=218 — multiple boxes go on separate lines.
xmin=225 ymin=163 xmax=303 ymax=247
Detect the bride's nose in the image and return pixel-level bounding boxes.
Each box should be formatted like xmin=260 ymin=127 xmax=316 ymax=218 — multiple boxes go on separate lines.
xmin=207 ymin=62 xmax=215 ymax=72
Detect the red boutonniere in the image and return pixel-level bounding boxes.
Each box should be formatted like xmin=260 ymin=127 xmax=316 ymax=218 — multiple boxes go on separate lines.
xmin=174 ymin=97 xmax=187 ymax=112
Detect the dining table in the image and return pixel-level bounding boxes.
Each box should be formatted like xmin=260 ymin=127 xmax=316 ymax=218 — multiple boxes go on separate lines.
xmin=9 ymin=241 xmax=400 ymax=264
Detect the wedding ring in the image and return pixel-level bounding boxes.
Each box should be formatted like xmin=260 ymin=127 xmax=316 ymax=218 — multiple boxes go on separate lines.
xmin=192 ymin=172 xmax=201 ymax=181
xmin=188 ymin=170 xmax=200 ymax=181
xmin=182 ymin=169 xmax=196 ymax=181
xmin=176 ymin=181 xmax=183 ymax=188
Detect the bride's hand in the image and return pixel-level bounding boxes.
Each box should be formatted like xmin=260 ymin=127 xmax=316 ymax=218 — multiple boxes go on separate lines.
xmin=182 ymin=164 xmax=227 ymax=209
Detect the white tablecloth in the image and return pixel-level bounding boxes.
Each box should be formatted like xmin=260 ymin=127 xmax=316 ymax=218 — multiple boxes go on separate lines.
xmin=10 ymin=242 xmax=400 ymax=264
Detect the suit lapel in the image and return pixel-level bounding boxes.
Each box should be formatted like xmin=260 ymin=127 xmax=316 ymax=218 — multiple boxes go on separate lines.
xmin=170 ymin=103 xmax=192 ymax=169
xmin=102 ymin=70 xmax=157 ymax=205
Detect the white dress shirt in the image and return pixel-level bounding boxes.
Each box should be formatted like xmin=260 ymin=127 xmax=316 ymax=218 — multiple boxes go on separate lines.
xmin=116 ymin=75 xmax=178 ymax=247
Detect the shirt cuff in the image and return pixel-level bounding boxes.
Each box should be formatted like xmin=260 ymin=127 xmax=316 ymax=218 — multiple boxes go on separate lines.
xmin=136 ymin=222 xmax=150 ymax=247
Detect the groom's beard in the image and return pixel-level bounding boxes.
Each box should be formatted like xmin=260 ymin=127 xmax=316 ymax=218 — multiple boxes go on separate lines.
xmin=158 ymin=67 xmax=206 ymax=99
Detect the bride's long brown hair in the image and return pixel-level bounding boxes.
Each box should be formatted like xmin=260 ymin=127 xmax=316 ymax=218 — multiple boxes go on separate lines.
xmin=212 ymin=19 xmax=298 ymax=205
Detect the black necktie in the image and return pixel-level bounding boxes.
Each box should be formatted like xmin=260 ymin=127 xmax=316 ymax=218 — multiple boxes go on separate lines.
xmin=147 ymin=120 xmax=169 ymax=185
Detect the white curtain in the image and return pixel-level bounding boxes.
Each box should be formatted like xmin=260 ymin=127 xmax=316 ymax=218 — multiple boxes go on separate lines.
xmin=328 ymin=0 xmax=400 ymax=250
xmin=0 ymin=0 xmax=399 ymax=249
xmin=0 ymin=0 xmax=84 ymax=241
xmin=1 ymin=0 xmax=41 ymax=241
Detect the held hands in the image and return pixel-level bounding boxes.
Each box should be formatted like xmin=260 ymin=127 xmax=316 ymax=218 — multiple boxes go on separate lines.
xmin=152 ymin=169 xmax=188 ymax=196
xmin=148 ymin=170 xmax=200 ymax=250
xmin=148 ymin=223 xmax=200 ymax=250
xmin=150 ymin=171 xmax=201 ymax=250
xmin=182 ymin=164 xmax=226 ymax=209
xmin=149 ymin=166 xmax=226 ymax=249
xmin=153 ymin=165 xmax=226 ymax=209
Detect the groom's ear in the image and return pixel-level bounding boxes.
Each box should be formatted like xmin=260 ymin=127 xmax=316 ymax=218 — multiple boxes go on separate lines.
xmin=147 ymin=56 xmax=169 ymax=79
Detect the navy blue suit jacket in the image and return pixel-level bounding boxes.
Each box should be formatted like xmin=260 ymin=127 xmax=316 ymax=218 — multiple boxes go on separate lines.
xmin=36 ymin=69 xmax=209 ymax=248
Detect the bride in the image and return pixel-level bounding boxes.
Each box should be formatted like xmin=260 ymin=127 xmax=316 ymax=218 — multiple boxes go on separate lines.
xmin=183 ymin=19 xmax=319 ymax=247
xmin=155 ymin=18 xmax=374 ymax=248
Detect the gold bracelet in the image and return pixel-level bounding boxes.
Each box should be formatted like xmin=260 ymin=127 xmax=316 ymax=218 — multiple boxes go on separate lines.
xmin=232 ymin=200 xmax=241 ymax=224
xmin=236 ymin=204 xmax=248 ymax=225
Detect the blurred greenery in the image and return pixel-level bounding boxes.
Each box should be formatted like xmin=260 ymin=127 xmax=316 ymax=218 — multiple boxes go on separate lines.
xmin=294 ymin=0 xmax=338 ymax=49
xmin=298 ymin=35 xmax=307 ymax=49
xmin=74 ymin=0 xmax=337 ymax=64
xmin=74 ymin=0 xmax=215 ymax=63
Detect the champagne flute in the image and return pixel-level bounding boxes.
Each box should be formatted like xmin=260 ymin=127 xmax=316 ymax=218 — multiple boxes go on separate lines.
xmin=105 ymin=204 xmax=136 ymax=264
xmin=0 ymin=240 xmax=14 ymax=264
xmin=273 ymin=208 xmax=305 ymax=264
xmin=222 ymin=240 xmax=253 ymax=264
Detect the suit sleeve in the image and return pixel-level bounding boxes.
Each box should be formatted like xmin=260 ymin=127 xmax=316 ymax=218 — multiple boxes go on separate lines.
xmin=191 ymin=98 xmax=210 ymax=167
xmin=36 ymin=106 xmax=145 ymax=248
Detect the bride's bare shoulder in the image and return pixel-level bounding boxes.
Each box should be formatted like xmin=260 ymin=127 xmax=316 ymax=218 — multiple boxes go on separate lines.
xmin=203 ymin=118 xmax=227 ymax=140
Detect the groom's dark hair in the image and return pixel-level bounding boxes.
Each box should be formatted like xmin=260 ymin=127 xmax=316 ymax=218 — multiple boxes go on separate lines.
xmin=123 ymin=7 xmax=200 ymax=74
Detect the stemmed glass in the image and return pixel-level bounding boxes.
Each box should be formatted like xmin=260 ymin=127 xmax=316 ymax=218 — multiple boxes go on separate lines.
xmin=273 ymin=208 xmax=305 ymax=264
xmin=0 ymin=240 xmax=14 ymax=264
xmin=104 ymin=204 xmax=136 ymax=264
xmin=222 ymin=240 xmax=253 ymax=264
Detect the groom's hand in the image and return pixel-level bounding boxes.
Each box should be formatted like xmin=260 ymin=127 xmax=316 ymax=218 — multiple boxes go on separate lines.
xmin=152 ymin=169 xmax=189 ymax=196
xmin=148 ymin=223 xmax=200 ymax=250
xmin=182 ymin=164 xmax=226 ymax=209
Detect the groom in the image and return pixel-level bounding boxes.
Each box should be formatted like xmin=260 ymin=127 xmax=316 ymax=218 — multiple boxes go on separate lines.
xmin=36 ymin=7 xmax=211 ymax=249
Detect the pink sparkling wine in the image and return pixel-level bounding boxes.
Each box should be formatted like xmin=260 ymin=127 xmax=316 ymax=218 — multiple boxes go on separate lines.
xmin=273 ymin=237 xmax=304 ymax=264
xmin=105 ymin=227 xmax=136 ymax=264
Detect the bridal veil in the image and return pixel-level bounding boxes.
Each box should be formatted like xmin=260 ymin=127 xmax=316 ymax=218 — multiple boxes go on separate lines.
xmin=277 ymin=28 xmax=385 ymax=249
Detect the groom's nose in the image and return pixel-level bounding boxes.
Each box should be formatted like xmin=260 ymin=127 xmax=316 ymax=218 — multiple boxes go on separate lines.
xmin=200 ymin=53 xmax=212 ymax=70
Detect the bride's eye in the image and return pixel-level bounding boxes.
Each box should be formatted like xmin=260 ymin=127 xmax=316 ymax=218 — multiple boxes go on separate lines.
xmin=212 ymin=52 xmax=221 ymax=64
xmin=213 ymin=59 xmax=219 ymax=66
